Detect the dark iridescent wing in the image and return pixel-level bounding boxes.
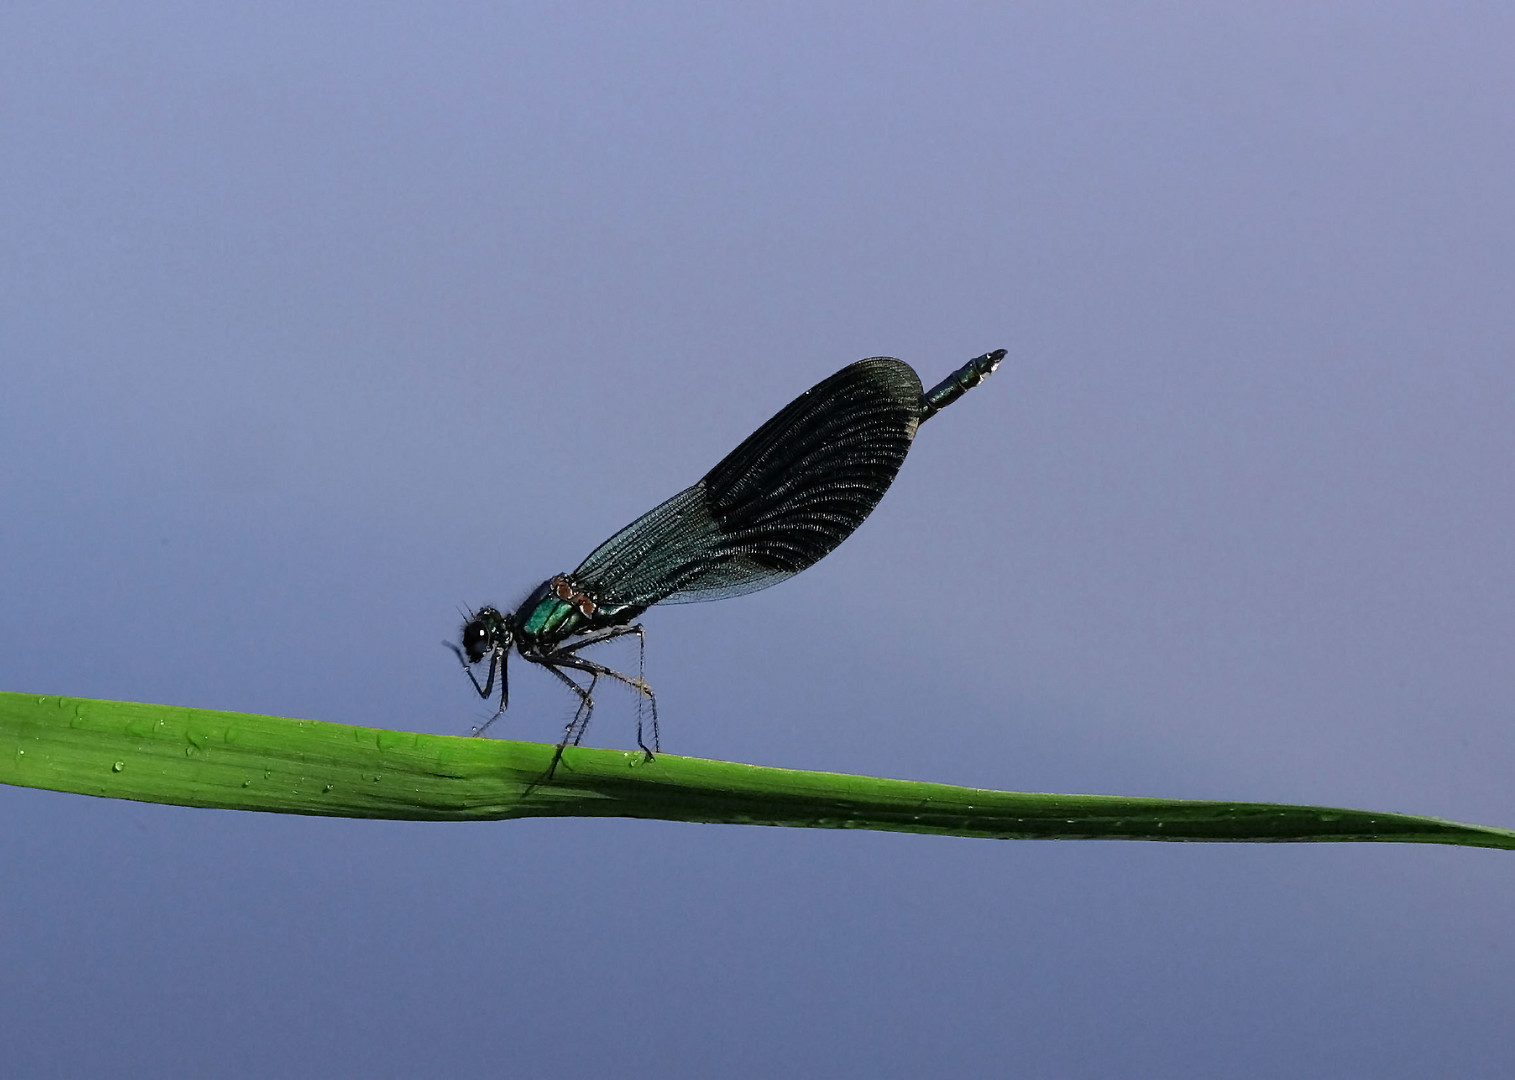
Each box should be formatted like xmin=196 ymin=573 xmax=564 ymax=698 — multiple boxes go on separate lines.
xmin=573 ymin=358 xmax=924 ymax=608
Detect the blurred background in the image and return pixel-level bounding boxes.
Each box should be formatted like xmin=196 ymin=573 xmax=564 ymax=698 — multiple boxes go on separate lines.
xmin=3 ymin=3 xmax=1513 ymax=1076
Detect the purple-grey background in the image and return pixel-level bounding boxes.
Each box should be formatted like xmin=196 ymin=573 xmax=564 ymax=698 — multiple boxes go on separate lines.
xmin=3 ymin=4 xmax=1513 ymax=1077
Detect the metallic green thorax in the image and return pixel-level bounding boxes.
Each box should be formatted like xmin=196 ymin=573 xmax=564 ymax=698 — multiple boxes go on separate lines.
xmin=514 ymin=574 xmax=591 ymax=643
xmin=520 ymin=594 xmax=585 ymax=640
xmin=513 ymin=573 xmax=648 ymax=647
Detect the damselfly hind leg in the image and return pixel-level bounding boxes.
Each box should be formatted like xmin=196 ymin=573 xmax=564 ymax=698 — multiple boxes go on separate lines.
xmin=536 ymin=664 xmax=599 ymax=780
xmin=547 ymin=626 xmax=658 ymax=758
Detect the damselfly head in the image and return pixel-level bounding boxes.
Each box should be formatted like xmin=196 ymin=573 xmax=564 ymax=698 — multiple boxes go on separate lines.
xmin=459 ymin=606 xmax=511 ymax=663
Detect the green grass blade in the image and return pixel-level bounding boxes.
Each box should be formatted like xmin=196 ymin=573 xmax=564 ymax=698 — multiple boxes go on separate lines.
xmin=2 ymin=691 xmax=1511 ymax=849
